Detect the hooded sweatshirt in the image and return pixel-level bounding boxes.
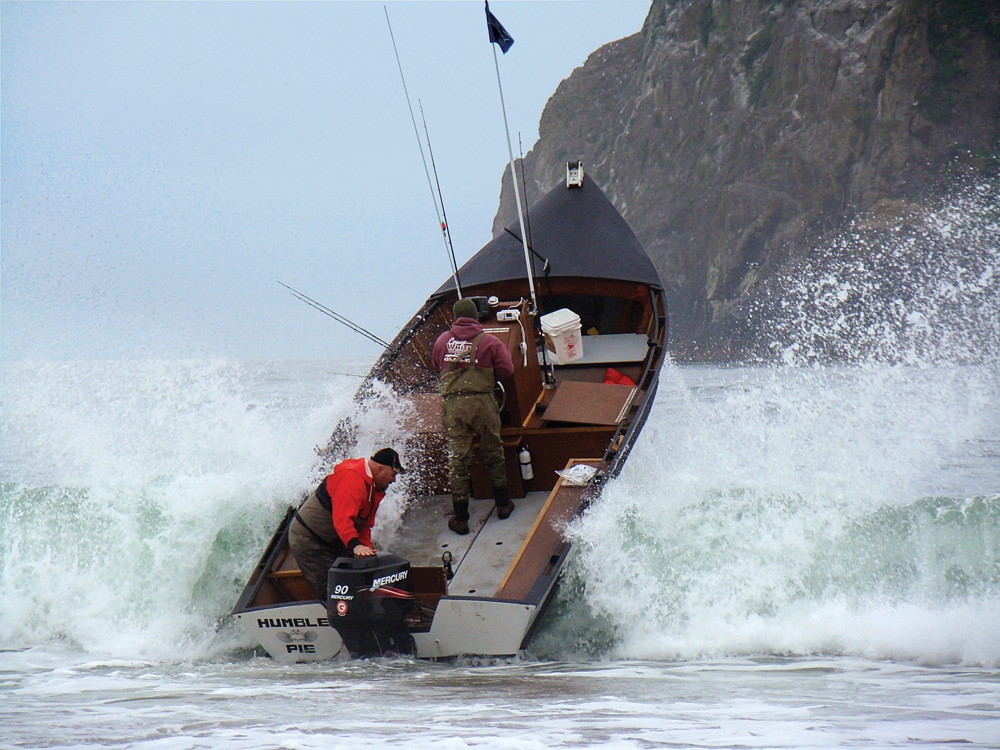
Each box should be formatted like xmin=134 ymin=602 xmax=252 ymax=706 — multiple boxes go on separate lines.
xmin=432 ymin=316 xmax=514 ymax=381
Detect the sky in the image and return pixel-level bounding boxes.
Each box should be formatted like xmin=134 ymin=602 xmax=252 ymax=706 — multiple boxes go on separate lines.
xmin=1 ymin=0 xmax=651 ymax=361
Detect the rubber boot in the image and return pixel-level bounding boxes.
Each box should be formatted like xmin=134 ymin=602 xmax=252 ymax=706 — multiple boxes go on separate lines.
xmin=493 ymin=485 xmax=515 ymax=520
xmin=448 ymin=498 xmax=470 ymax=535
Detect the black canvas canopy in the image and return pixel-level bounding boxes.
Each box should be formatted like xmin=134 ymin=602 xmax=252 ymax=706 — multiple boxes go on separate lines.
xmin=434 ymin=176 xmax=661 ymax=297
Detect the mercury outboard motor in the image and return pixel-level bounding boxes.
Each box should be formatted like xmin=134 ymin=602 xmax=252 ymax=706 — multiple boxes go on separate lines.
xmin=326 ymin=553 xmax=415 ymax=657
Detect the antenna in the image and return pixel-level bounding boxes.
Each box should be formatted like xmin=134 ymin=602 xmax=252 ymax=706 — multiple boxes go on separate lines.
xmin=384 ymin=6 xmax=463 ymax=297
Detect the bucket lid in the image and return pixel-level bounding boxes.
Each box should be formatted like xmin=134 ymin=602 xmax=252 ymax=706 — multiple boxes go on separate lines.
xmin=540 ymin=308 xmax=580 ymax=329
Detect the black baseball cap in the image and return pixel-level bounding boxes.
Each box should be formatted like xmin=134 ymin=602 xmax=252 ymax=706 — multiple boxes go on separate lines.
xmin=371 ymin=447 xmax=407 ymax=473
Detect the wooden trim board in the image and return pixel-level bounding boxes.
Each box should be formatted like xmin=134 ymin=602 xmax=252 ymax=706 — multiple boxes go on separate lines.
xmin=495 ymin=458 xmax=601 ymax=600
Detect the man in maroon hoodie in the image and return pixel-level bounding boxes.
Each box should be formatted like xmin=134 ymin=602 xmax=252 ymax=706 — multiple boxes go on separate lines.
xmin=432 ymin=298 xmax=515 ymax=534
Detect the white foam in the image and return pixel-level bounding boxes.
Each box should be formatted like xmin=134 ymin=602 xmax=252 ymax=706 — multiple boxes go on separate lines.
xmin=570 ymin=362 xmax=1000 ymax=667
xmin=0 ymin=358 xmax=365 ymax=659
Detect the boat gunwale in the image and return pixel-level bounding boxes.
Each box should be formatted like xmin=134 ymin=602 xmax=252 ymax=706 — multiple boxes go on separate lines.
xmin=232 ymin=285 xmax=669 ymax=622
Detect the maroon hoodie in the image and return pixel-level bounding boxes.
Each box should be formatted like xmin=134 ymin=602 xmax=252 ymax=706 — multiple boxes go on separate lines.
xmin=432 ymin=317 xmax=514 ymax=380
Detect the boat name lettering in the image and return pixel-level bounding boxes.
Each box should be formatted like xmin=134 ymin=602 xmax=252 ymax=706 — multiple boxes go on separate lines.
xmin=257 ymin=617 xmax=330 ymax=629
xmin=370 ymin=570 xmax=408 ymax=591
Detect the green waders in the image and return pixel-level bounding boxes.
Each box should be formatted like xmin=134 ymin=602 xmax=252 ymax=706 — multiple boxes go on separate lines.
xmin=440 ymin=333 xmax=513 ymax=533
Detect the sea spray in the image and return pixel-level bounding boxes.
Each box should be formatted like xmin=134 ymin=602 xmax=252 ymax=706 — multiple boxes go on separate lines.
xmin=752 ymin=175 xmax=1000 ymax=366
xmin=551 ymin=364 xmax=1000 ymax=666
xmin=547 ymin=177 xmax=1000 ymax=666
xmin=0 ymin=359 xmax=363 ymax=658
xmin=312 ymin=376 xmax=422 ymax=548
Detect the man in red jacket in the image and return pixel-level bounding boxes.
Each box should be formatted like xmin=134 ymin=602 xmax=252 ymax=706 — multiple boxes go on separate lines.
xmin=432 ymin=298 xmax=515 ymax=534
xmin=289 ymin=447 xmax=406 ymax=600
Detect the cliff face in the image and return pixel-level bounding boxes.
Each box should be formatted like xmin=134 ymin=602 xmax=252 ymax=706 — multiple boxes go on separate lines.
xmin=496 ymin=0 xmax=1000 ymax=361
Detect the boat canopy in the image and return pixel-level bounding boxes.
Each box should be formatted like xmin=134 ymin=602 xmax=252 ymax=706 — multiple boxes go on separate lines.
xmin=433 ymin=176 xmax=661 ymax=297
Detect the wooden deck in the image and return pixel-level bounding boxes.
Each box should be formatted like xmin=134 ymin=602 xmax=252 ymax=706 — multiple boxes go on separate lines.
xmin=496 ymin=458 xmax=599 ymax=601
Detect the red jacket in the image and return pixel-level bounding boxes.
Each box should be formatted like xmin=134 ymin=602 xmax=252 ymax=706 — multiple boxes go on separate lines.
xmin=322 ymin=457 xmax=384 ymax=551
xmin=432 ymin=317 xmax=515 ymax=380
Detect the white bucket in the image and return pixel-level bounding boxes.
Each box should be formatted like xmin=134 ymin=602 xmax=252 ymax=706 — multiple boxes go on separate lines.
xmin=541 ymin=308 xmax=584 ymax=364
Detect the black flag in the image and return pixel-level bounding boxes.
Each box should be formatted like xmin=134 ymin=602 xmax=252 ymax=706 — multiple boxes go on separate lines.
xmin=485 ymin=1 xmax=514 ymax=53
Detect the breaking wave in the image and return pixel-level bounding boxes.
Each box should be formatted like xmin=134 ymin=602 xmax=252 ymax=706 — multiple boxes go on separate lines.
xmin=0 ymin=360 xmax=361 ymax=659
xmin=1 ymin=179 xmax=997 ymax=667
xmin=538 ymin=177 xmax=1000 ymax=667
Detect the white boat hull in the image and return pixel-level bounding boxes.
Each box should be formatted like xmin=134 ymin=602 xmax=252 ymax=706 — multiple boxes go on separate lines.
xmin=234 ymin=602 xmax=344 ymax=663
xmin=413 ymin=598 xmax=538 ymax=659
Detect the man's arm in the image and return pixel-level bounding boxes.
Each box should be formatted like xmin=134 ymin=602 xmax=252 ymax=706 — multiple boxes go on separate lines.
xmin=431 ymin=331 xmax=450 ymax=372
xmin=325 ymin=471 xmax=368 ymax=553
xmin=487 ymin=335 xmax=515 ymax=380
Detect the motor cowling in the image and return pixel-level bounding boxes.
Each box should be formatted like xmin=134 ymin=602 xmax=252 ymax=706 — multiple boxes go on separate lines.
xmin=326 ymin=553 xmax=415 ymax=657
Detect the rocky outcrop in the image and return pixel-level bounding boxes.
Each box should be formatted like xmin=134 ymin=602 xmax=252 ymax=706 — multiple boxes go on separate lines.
xmin=495 ymin=0 xmax=1000 ymax=361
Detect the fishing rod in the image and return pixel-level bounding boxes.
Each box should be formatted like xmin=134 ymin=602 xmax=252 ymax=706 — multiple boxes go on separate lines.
xmin=502 ymin=227 xmax=549 ymax=272
xmin=514 ymin=132 xmax=547 ymax=275
xmin=419 ymin=99 xmax=462 ymax=292
xmin=278 ymin=281 xmax=390 ymax=349
xmin=278 ymin=281 xmax=439 ymax=379
xmin=384 ymin=6 xmax=463 ymax=298
xmin=517 ymin=133 xmax=535 ymax=259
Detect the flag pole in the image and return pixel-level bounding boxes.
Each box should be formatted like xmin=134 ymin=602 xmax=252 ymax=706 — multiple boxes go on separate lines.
xmin=486 ymin=2 xmax=538 ymax=318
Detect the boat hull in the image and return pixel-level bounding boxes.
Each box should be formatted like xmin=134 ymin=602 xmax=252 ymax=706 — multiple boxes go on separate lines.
xmin=412 ymin=598 xmax=538 ymax=659
xmin=232 ymin=173 xmax=668 ymax=661
xmin=234 ymin=602 xmax=344 ymax=663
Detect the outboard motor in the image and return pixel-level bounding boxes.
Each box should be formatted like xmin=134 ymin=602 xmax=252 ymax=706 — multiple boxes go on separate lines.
xmin=326 ymin=553 xmax=415 ymax=657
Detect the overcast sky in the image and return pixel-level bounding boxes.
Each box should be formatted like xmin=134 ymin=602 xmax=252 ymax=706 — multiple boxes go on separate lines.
xmin=1 ymin=0 xmax=650 ymax=361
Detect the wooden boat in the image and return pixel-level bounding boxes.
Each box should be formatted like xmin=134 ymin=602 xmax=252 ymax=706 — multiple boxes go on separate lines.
xmin=231 ymin=164 xmax=668 ymax=661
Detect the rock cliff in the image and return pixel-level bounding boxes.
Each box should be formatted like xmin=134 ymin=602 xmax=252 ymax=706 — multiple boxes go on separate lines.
xmin=496 ymin=0 xmax=1000 ymax=361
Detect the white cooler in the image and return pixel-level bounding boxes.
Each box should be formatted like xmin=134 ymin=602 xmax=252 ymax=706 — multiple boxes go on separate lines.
xmin=541 ymin=308 xmax=584 ymax=364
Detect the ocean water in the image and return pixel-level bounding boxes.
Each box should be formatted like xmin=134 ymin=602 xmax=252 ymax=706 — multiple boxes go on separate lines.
xmin=1 ymin=357 xmax=998 ymax=748
xmin=2 ymin=180 xmax=999 ymax=747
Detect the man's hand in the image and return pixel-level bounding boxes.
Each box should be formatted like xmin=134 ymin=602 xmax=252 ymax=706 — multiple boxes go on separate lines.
xmin=353 ymin=545 xmax=376 ymax=557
